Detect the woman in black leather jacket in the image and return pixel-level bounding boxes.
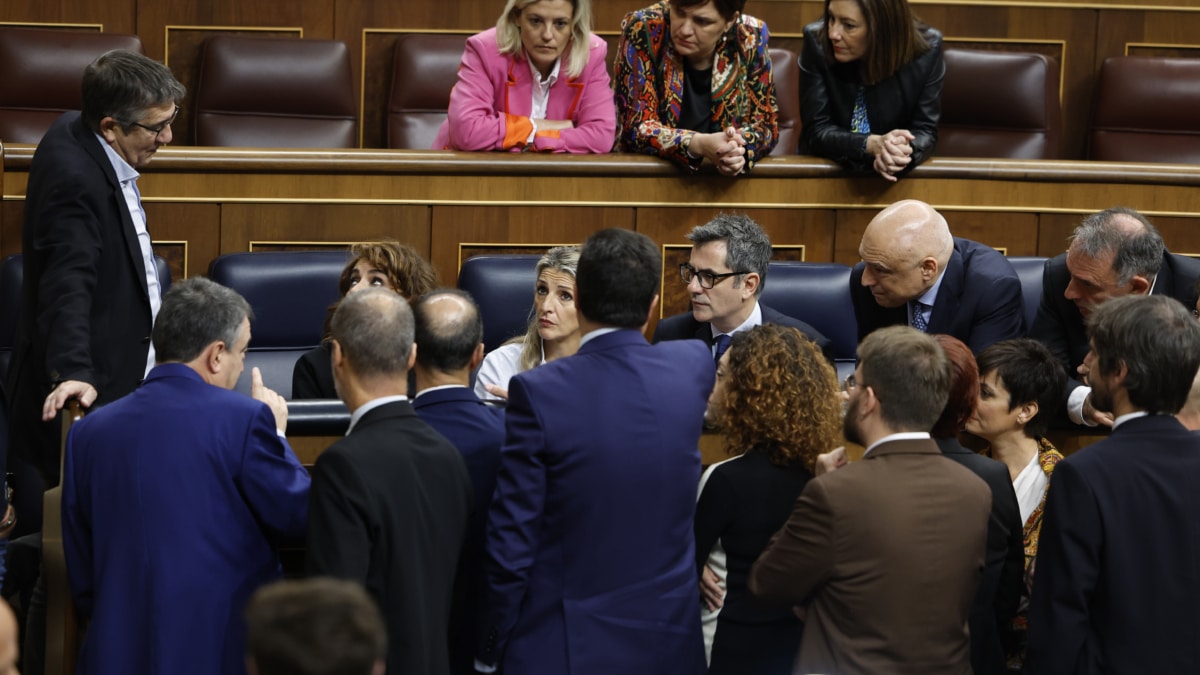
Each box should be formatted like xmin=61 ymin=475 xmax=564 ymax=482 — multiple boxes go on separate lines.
xmin=799 ymin=0 xmax=944 ymax=181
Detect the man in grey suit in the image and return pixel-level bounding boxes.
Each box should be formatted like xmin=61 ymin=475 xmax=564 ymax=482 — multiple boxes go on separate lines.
xmin=750 ymin=325 xmax=991 ymax=675
xmin=305 ymin=289 xmax=472 ymax=675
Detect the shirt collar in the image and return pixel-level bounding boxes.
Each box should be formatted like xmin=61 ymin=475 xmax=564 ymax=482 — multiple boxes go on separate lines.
xmin=526 ymin=55 xmax=561 ymax=86
xmin=915 ymin=268 xmax=946 ymax=308
xmin=863 ymin=431 xmax=931 ymax=457
xmin=1112 ymin=410 xmax=1150 ymax=431
xmin=347 ymin=395 xmax=408 ymax=435
xmin=96 ymin=132 xmax=139 ymax=185
xmin=709 ymin=301 xmax=763 ymax=340
xmin=413 ymin=384 xmax=469 ymax=400
xmin=580 ymin=326 xmax=620 ymax=347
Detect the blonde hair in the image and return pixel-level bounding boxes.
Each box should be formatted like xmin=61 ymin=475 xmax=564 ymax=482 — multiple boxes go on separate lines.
xmin=495 ymin=0 xmax=593 ymax=78
xmin=507 ymin=246 xmax=581 ymax=372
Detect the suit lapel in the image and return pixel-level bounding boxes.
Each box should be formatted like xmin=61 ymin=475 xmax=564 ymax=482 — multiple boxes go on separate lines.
xmin=928 ymin=242 xmax=964 ymax=334
xmin=547 ymin=74 xmax=584 ymax=120
xmin=504 ymin=57 xmax=534 ymax=117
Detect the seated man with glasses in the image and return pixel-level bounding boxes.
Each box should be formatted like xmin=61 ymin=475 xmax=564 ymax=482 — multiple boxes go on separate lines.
xmin=653 ymin=213 xmax=831 ymax=363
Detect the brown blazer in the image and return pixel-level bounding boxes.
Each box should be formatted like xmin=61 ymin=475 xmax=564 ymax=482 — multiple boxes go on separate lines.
xmin=749 ymin=437 xmax=991 ymax=675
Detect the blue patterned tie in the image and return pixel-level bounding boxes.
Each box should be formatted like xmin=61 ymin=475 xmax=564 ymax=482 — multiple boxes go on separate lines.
xmin=713 ymin=334 xmax=732 ymax=363
xmin=911 ymin=301 xmax=930 ymax=332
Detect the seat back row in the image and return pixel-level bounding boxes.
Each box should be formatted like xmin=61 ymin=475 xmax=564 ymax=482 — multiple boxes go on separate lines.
xmin=2 ymin=26 xmax=1195 ymax=161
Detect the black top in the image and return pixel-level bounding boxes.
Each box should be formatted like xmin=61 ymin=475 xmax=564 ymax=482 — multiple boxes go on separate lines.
xmin=680 ymin=63 xmax=718 ymax=133
xmin=291 ymin=346 xmax=416 ymax=400
xmin=695 ymin=446 xmax=813 ymax=624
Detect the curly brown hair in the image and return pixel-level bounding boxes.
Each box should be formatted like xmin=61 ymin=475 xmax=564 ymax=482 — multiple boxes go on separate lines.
xmin=336 ymin=241 xmax=438 ymax=301
xmin=718 ymin=324 xmax=841 ymax=469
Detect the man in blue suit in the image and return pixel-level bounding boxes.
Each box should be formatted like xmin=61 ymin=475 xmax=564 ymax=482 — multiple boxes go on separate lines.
xmin=478 ymin=229 xmax=713 ymax=675
xmin=411 ymin=289 xmax=505 ymax=675
xmin=1026 ymin=294 xmax=1200 ymax=674
xmin=850 ymin=199 xmax=1026 ymax=353
xmin=62 ymin=277 xmax=310 ymax=675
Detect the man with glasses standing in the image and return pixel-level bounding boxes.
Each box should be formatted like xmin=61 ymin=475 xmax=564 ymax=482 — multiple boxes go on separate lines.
xmin=7 ymin=49 xmax=184 ymax=488
xmin=851 ymin=199 xmax=1025 ymax=353
xmin=653 ymin=213 xmax=831 ymax=362
xmin=4 ymin=50 xmax=184 ymax=675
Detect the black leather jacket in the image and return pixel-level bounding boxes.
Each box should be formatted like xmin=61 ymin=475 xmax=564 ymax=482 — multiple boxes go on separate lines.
xmin=798 ymin=21 xmax=944 ymax=175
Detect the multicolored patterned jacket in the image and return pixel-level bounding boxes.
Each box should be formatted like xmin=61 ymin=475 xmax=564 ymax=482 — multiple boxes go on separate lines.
xmin=614 ymin=2 xmax=778 ymax=172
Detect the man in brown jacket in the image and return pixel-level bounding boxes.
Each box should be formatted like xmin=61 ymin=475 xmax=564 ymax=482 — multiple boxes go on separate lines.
xmin=750 ymin=325 xmax=991 ymax=675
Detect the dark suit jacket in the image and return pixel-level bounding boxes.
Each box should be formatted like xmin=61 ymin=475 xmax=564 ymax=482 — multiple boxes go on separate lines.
xmin=306 ymin=400 xmax=473 ymax=675
xmin=292 ymin=346 xmax=416 ymax=400
xmin=413 ymin=386 xmax=505 ymax=675
xmin=851 ymin=237 xmax=1026 ymax=353
xmin=480 ymin=329 xmax=712 ymax=675
xmin=652 ymin=302 xmax=834 ymax=362
xmin=1029 ymin=250 xmax=1200 ymax=398
xmin=1026 ymin=414 xmax=1200 ymax=674
xmin=62 ymin=364 xmax=310 ymax=675
xmin=749 ymin=437 xmax=991 ymax=675
xmin=936 ymin=437 xmax=1024 ymax=675
xmin=6 ymin=111 xmax=154 ymax=485
xmin=799 ymin=21 xmax=944 ymax=175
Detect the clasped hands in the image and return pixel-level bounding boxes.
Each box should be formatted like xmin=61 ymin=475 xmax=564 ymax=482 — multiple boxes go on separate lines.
xmin=866 ymin=129 xmax=916 ymax=183
xmin=691 ymin=127 xmax=747 ymax=176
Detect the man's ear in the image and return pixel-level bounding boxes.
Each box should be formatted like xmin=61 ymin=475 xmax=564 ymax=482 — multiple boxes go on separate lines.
xmin=1128 ymin=274 xmax=1151 ymax=295
xmin=98 ymin=116 xmax=121 ymax=144
xmin=919 ymin=256 xmax=939 ymax=280
xmin=740 ymin=272 xmax=760 ymax=298
xmin=469 ymin=342 xmax=486 ymax=371
xmin=407 ymin=342 xmax=417 ymax=370
xmin=641 ymin=294 xmax=661 ymax=335
xmin=204 ymin=341 xmax=226 ymax=376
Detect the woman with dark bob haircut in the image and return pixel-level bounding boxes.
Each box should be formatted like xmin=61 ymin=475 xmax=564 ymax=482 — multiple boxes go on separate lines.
xmin=799 ymin=0 xmax=944 ymax=181
xmin=965 ymin=337 xmax=1066 ymax=671
xmin=931 ymin=334 xmax=1023 ymax=675
xmin=292 ymin=241 xmax=438 ymax=399
xmin=694 ymin=324 xmax=840 ymax=673
xmin=614 ymin=0 xmax=778 ymax=175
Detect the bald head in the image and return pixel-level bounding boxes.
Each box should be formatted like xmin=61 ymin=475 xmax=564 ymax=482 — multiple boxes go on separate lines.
xmin=858 ymin=200 xmax=955 ymax=308
xmin=413 ymin=289 xmax=484 ymax=376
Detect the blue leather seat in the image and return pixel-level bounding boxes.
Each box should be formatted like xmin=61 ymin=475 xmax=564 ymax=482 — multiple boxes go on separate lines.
xmin=1006 ymin=256 xmax=1048 ymax=331
xmin=456 ymin=255 xmax=541 ymax=353
xmin=207 ymin=250 xmax=349 ymax=398
xmin=759 ymin=261 xmax=858 ymax=380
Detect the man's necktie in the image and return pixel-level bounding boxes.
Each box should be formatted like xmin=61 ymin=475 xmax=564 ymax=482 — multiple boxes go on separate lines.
xmin=714 ymin=333 xmax=732 ymax=363
xmin=911 ymin=301 xmax=930 ymax=332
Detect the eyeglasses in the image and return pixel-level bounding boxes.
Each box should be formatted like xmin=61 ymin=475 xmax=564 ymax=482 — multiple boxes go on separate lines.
xmin=130 ymin=105 xmax=179 ymax=136
xmin=843 ymin=373 xmax=857 ymax=392
xmin=679 ymin=263 xmax=748 ymax=290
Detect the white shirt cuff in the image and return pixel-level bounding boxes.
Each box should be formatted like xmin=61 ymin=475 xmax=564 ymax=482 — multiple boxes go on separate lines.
xmin=525 ymin=119 xmax=537 ymax=145
xmin=1067 ymin=385 xmax=1096 ymax=426
xmin=474 ymin=659 xmax=497 ymax=673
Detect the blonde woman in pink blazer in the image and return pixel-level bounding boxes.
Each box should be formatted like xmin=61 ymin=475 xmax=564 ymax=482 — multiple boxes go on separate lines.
xmin=433 ymin=0 xmax=616 ymax=153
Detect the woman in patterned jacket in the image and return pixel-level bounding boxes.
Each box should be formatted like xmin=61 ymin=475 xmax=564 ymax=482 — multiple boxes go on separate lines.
xmin=614 ymin=0 xmax=778 ymax=175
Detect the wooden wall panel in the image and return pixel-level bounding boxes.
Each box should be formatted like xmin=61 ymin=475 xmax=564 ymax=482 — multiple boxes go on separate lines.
xmin=143 ymin=202 xmax=221 ymax=281
xmin=0 ymin=5 xmax=133 ymax=34
xmin=218 ymin=202 xmax=431 ymax=267
xmin=430 ymin=203 xmax=633 ymax=290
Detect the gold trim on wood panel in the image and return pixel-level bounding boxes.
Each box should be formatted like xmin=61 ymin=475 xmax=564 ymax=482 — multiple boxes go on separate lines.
xmin=0 ymin=22 xmax=104 ymax=30
xmin=247 ymin=240 xmax=356 ymax=253
xmin=942 ymin=37 xmax=1067 ymax=104
xmin=457 ymin=242 xmax=576 ymax=275
xmin=152 ymin=239 xmax=189 ymax=278
xmin=1125 ymin=41 xmax=1200 ymax=55
xmin=163 ymin=25 xmax=305 ymax=67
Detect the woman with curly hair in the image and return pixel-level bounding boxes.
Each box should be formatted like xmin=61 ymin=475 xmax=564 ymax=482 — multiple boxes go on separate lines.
xmin=694 ymin=324 xmax=841 ymax=673
xmin=291 ymin=241 xmax=438 ymax=399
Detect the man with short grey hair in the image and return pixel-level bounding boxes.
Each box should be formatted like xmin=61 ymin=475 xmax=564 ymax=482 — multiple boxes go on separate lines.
xmin=1030 ymin=206 xmax=1200 ymax=426
xmin=654 ymin=213 xmax=831 ymax=361
xmin=1027 ymin=294 xmax=1200 ymax=673
xmin=62 ymin=277 xmax=310 ymax=675
xmin=306 ymin=288 xmax=471 ymax=675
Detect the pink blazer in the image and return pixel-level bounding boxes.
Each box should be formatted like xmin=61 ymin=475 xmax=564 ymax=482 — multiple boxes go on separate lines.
xmin=433 ymin=28 xmax=616 ymax=153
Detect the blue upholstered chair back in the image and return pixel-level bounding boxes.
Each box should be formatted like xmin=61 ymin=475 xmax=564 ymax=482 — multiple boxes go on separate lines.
xmin=1006 ymin=256 xmax=1048 ymax=330
xmin=759 ymin=261 xmax=857 ymax=380
xmin=207 ymin=250 xmax=349 ymax=398
xmin=456 ymin=255 xmax=542 ymax=354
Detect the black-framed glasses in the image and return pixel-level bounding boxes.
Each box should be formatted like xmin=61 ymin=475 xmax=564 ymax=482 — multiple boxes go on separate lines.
xmin=130 ymin=104 xmax=179 ymax=136
xmin=679 ymin=263 xmax=748 ymax=290
xmin=843 ymin=373 xmax=857 ymax=392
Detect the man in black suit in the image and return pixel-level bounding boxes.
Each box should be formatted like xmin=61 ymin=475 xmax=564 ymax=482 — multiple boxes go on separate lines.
xmin=6 ymin=50 xmax=184 ymax=487
xmin=410 ymin=289 xmax=504 ymax=675
xmin=652 ymin=213 xmax=831 ymax=361
xmin=1029 ymin=207 xmax=1200 ymax=427
xmin=1026 ymin=294 xmax=1200 ymax=674
xmin=850 ymin=199 xmax=1025 ymax=353
xmin=306 ymin=289 xmax=472 ymax=675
